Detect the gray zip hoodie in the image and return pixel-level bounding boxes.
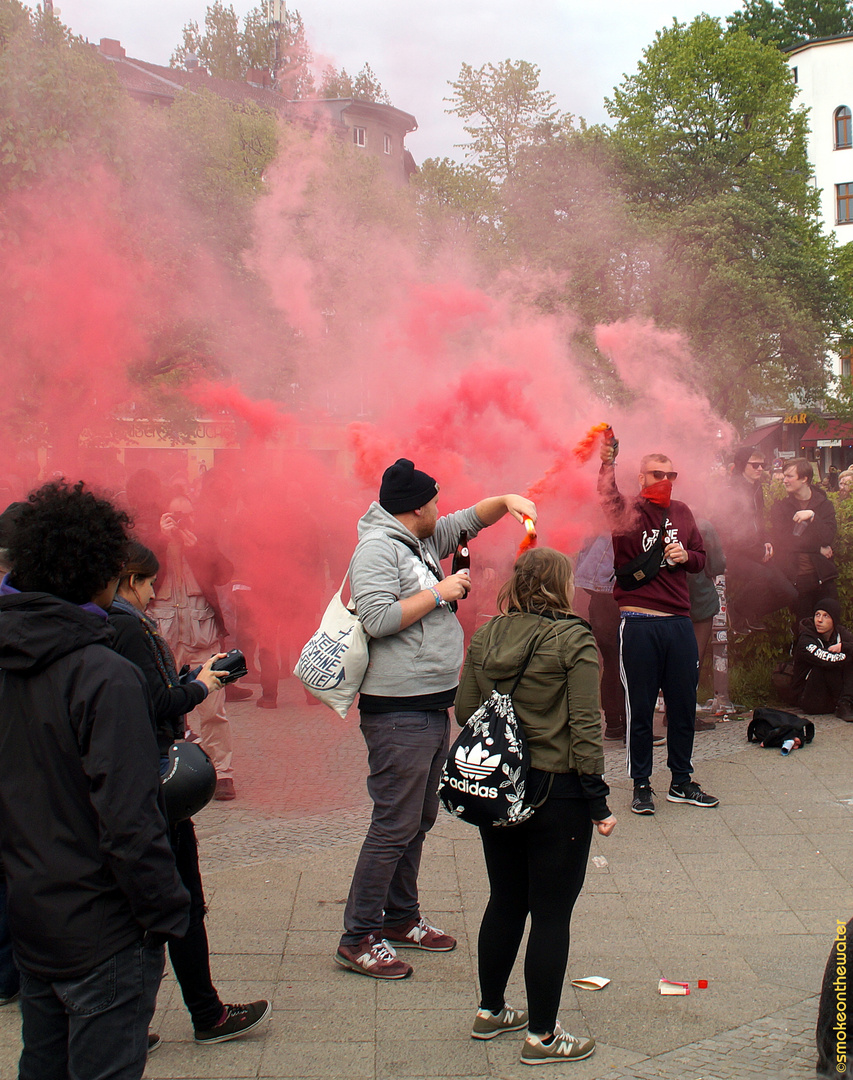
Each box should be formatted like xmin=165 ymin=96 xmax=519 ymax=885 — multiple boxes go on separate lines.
xmin=350 ymin=501 xmax=486 ymax=697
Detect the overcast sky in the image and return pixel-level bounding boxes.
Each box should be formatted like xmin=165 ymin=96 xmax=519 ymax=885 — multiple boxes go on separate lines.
xmin=58 ymin=0 xmax=737 ymax=162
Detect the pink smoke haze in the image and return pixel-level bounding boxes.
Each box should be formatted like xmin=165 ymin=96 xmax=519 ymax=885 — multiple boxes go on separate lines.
xmin=0 ymin=73 xmax=739 ymax=812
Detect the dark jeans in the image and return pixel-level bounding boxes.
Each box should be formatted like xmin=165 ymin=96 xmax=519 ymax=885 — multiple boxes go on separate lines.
xmin=799 ymin=661 xmax=853 ymax=714
xmin=18 ymin=939 xmax=164 ymax=1080
xmin=477 ymin=797 xmax=593 ymax=1035
xmin=727 ymin=555 xmax=797 ymax=622
xmin=620 ymin=615 xmax=698 ymax=785
xmin=341 ymin=710 xmax=449 ymax=945
xmin=0 ymin=876 xmax=19 ymax=999
xmin=793 ymin=575 xmax=838 ymax=629
xmin=585 ymin=591 xmax=625 ymax=730
xmin=168 ymin=819 xmax=223 ymax=1030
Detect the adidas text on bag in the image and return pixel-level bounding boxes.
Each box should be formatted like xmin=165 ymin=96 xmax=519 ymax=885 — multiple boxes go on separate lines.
xmin=438 ymin=630 xmax=550 ymax=828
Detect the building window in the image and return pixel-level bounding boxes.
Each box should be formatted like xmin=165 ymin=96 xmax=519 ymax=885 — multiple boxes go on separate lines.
xmin=383 ymin=133 xmax=392 ymax=154
xmin=791 ymin=66 xmax=798 ymax=84
xmin=843 ymin=355 xmax=852 ymax=380
xmin=837 ymin=183 xmax=853 ymax=223
xmin=836 ymin=107 xmax=852 ymax=149
xmin=353 ymin=126 xmax=366 ymax=147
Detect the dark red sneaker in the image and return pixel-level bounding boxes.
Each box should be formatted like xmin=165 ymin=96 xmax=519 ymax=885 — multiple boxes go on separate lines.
xmin=334 ymin=934 xmax=413 ymax=979
xmin=383 ymin=916 xmax=456 ymax=952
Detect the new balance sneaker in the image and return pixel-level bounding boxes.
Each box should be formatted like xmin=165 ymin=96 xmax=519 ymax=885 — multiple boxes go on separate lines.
xmin=383 ymin=915 xmax=456 ymax=952
xmin=194 ymin=1000 xmax=271 ymax=1043
xmin=652 ymin=733 xmax=667 ymax=747
xmin=667 ymin=780 xmax=719 ymax=808
xmin=147 ymin=1032 xmax=162 ymax=1054
xmin=521 ymin=1023 xmax=596 ymax=1065
xmin=334 ymin=934 xmax=413 ymax=979
xmin=472 ymin=1004 xmax=529 ymax=1040
xmin=631 ymin=784 xmax=655 ymax=815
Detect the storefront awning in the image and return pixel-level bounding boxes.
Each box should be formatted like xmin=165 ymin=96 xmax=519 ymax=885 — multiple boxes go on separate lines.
xmin=740 ymin=420 xmax=783 ymax=446
xmin=800 ymin=420 xmax=853 ymax=446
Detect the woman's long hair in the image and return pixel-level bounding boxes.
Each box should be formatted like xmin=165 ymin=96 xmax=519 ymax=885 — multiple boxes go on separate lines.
xmin=497 ymin=547 xmax=575 ymax=617
xmin=120 ymin=540 xmax=160 ymax=584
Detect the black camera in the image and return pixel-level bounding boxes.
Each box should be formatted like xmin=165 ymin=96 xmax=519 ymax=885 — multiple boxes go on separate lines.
xmin=210 ymin=649 xmax=249 ymax=685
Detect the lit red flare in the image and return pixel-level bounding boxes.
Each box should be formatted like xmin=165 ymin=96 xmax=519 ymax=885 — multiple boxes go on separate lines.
xmin=572 ymin=422 xmax=611 ymax=464
xmin=517 ymin=514 xmax=537 ymax=556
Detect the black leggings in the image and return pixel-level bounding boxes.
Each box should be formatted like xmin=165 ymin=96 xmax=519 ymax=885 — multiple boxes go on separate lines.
xmin=167 ymin=819 xmax=224 ymax=1030
xmin=477 ymin=797 xmax=593 ymax=1035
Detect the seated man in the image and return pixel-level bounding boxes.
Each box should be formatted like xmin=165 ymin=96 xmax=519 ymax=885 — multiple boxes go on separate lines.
xmin=791 ymin=598 xmax=853 ymax=719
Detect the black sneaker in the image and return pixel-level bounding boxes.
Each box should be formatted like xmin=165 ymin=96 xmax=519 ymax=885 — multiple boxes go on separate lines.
xmin=631 ymin=784 xmax=655 ymax=815
xmin=194 ymin=1000 xmax=271 ymax=1044
xmin=667 ymin=781 xmax=719 ymax=808
xmin=603 ymin=726 xmax=625 ymax=741
xmin=836 ymin=699 xmax=853 ymax=722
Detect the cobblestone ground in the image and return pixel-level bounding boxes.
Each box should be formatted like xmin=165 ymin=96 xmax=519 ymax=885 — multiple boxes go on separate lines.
xmin=0 ymin=677 xmax=845 ymax=1079
xmin=191 ymin=688 xmax=840 ymax=1079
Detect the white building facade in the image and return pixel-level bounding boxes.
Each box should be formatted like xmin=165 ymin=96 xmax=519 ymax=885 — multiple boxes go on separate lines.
xmin=787 ymin=35 xmax=853 ymax=243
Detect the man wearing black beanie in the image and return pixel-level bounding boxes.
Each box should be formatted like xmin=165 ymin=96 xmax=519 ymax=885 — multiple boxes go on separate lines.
xmin=334 ymin=459 xmax=536 ymax=979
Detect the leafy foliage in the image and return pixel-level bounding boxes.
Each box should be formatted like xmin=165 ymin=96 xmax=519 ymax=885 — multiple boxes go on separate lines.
xmin=445 ymin=59 xmax=572 ymax=182
xmin=0 ymin=1 xmax=124 ymax=195
xmin=171 ymin=1 xmax=314 ymax=96
xmin=727 ymin=0 xmax=853 ymax=49
xmin=319 ymin=61 xmax=390 ymax=104
xmin=605 ymin=16 xmax=847 ymax=423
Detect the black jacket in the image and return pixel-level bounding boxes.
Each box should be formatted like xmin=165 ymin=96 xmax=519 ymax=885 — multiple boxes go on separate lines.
xmin=791 ymin=617 xmax=853 ymax=699
xmin=108 ymin=602 xmax=206 ymax=752
xmin=770 ymin=486 xmax=837 ymax=584
xmin=0 ymin=591 xmax=190 ymax=979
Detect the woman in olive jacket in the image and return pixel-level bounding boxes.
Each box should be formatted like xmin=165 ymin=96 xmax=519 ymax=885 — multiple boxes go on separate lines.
xmin=455 ymin=547 xmax=615 ymax=1066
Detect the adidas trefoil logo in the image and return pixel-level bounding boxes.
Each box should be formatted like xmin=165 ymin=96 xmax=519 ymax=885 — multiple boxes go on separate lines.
xmin=455 ymin=742 xmax=501 ymax=780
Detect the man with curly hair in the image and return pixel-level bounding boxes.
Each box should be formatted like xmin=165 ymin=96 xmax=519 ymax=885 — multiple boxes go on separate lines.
xmin=0 ymin=481 xmax=190 ymax=1080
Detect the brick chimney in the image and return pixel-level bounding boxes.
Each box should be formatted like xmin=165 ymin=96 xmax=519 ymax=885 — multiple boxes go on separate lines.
xmin=99 ymin=39 xmax=126 ymax=60
xmin=246 ymin=68 xmax=273 ymax=89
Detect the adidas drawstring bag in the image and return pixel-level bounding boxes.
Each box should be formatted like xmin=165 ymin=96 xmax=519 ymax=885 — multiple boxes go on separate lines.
xmin=438 ymin=630 xmax=551 ymax=828
xmin=294 ymin=574 xmax=368 ymax=719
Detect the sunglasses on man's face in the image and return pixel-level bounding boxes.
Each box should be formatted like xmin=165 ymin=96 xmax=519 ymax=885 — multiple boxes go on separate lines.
xmin=646 ymin=470 xmax=678 ymax=482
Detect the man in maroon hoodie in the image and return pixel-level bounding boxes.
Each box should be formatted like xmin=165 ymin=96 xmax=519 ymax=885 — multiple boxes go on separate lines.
xmin=599 ymin=445 xmax=719 ymax=815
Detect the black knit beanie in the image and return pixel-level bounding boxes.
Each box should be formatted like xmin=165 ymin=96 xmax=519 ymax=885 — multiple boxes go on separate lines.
xmin=379 ymin=459 xmax=438 ymax=514
xmin=815 ymin=597 xmax=842 ymax=634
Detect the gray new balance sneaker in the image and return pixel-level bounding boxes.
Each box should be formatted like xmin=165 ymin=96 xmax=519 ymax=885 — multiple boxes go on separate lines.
xmin=521 ymin=1023 xmax=596 ymax=1065
xmin=472 ymin=1004 xmax=529 ymax=1040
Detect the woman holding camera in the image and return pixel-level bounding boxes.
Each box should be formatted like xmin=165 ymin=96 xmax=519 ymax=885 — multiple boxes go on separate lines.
xmin=455 ymin=547 xmax=615 ymax=1066
xmin=109 ymin=541 xmax=270 ymax=1046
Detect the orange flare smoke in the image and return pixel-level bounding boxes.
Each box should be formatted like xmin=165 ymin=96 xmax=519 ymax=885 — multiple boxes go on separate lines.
xmin=571 ymin=422 xmax=610 ymax=464
xmin=517 ymin=514 xmax=537 ymax=557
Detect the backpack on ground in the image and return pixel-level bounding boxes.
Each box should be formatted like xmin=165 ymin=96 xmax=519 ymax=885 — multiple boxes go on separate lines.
xmin=747 ymin=707 xmax=814 ymax=748
xmin=438 ymin=629 xmax=551 ymax=828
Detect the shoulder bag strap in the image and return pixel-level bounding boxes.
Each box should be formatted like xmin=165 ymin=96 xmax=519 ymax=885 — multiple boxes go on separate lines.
xmin=508 ymin=624 xmax=553 ymax=697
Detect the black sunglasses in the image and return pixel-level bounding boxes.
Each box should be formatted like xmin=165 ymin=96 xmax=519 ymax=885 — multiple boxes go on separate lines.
xmin=646 ymin=470 xmax=678 ymax=481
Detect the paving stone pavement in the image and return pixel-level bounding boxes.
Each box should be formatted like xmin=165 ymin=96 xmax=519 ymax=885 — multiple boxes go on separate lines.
xmin=0 ymin=681 xmax=849 ymax=1079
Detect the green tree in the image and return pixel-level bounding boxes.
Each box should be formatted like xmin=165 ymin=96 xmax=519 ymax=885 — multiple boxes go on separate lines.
xmin=241 ymin=3 xmax=314 ymax=96
xmin=172 ymin=1 xmax=242 ymax=80
xmin=0 ymin=1 xmax=124 ymax=195
xmin=163 ymin=88 xmax=279 ymax=253
xmin=727 ymin=0 xmax=853 ymax=49
xmin=445 ymin=59 xmax=570 ymax=181
xmin=319 ymin=61 xmax=390 ymax=104
xmin=605 ymin=16 xmax=847 ymax=421
xmin=171 ymin=2 xmax=314 ymax=95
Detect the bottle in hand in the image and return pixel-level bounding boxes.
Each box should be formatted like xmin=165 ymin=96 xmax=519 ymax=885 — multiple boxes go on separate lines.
xmin=452 ymin=530 xmax=470 ymax=599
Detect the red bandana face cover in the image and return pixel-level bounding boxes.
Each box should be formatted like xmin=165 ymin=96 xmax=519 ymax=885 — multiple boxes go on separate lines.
xmin=641 ymin=479 xmax=673 ymax=508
